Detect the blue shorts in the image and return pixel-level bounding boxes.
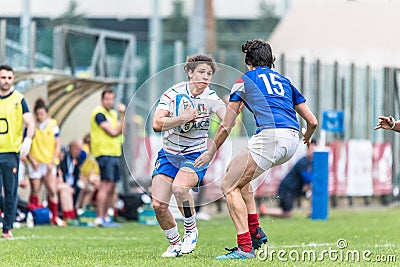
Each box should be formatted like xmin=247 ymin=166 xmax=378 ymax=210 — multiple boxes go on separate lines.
xmin=152 ymin=149 xmax=208 ymax=187
xmin=96 ymin=156 xmax=120 ymax=182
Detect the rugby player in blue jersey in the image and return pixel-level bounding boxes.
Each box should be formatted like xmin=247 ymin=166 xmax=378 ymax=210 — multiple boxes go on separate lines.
xmin=195 ymin=39 xmax=318 ymax=260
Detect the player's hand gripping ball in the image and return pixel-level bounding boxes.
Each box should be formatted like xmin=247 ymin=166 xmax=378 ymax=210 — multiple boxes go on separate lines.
xmin=174 ymin=94 xmax=196 ymax=133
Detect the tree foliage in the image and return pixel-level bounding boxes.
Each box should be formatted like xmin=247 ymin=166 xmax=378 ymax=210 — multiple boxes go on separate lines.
xmin=47 ymin=0 xmax=89 ymax=27
xmin=163 ymin=0 xmax=188 ymax=41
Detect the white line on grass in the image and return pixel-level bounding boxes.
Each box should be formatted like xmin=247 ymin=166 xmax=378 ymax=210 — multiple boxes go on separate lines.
xmin=0 ymin=235 xmax=138 ymax=241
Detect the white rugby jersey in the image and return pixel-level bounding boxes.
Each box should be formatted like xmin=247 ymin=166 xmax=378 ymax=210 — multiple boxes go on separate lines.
xmin=156 ymin=82 xmax=225 ymax=155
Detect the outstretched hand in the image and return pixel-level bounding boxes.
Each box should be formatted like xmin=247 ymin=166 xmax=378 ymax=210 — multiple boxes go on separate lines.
xmin=374 ymin=116 xmax=395 ymax=130
xmin=193 ymin=151 xmax=214 ymax=168
xmin=302 ymin=127 xmax=311 ymax=147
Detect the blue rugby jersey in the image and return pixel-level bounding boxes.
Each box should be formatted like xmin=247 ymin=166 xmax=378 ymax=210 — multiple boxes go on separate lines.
xmin=230 ymin=66 xmax=306 ymax=133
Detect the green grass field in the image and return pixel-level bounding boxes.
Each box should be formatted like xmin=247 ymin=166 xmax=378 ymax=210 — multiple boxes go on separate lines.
xmin=0 ymin=207 xmax=398 ymax=266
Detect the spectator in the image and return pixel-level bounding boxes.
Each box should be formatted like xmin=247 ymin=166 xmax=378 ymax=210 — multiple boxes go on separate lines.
xmin=27 ymin=98 xmax=65 ymax=226
xmin=260 ymin=140 xmax=317 ymax=218
xmin=75 ymin=133 xmax=100 ymax=210
xmin=0 ymin=64 xmax=35 ymax=238
xmin=58 ymin=139 xmax=87 ymax=223
xmin=90 ymin=89 xmax=125 ymax=227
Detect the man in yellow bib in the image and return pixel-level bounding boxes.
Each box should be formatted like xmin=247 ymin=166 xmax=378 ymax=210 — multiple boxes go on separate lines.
xmin=90 ymin=89 xmax=125 ymax=227
xmin=0 ymin=64 xmax=35 ymax=238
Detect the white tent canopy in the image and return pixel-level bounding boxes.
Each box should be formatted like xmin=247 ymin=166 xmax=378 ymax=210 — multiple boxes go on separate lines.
xmin=268 ymin=0 xmax=400 ymax=67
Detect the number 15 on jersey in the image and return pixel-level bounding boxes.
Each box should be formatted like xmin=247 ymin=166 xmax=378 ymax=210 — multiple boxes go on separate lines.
xmin=258 ymin=73 xmax=284 ymax=96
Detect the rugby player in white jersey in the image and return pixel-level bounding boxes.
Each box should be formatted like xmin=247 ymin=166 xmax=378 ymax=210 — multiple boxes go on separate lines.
xmin=151 ymin=54 xmax=225 ymax=257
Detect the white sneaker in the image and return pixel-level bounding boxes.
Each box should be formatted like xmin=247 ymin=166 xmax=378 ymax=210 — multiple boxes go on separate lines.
xmin=181 ymin=230 xmax=198 ymax=254
xmin=52 ymin=217 xmax=66 ymax=227
xmin=161 ymin=243 xmax=182 ymax=257
xmin=94 ymin=217 xmax=103 ymax=227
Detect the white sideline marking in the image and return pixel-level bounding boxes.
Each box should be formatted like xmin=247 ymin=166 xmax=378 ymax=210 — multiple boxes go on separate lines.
xmin=0 ymin=234 xmax=138 ymax=241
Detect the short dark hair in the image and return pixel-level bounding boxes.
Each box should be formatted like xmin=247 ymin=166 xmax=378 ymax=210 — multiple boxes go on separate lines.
xmin=242 ymin=39 xmax=275 ymax=69
xmin=101 ymin=88 xmax=115 ymax=100
xmin=184 ymin=54 xmax=217 ymax=78
xmin=0 ymin=64 xmax=14 ymax=72
xmin=34 ymin=98 xmax=48 ymax=113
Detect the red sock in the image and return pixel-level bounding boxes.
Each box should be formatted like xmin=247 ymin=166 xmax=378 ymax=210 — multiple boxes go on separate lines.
xmin=28 ymin=195 xmax=40 ymax=211
xmin=62 ymin=210 xmax=76 ymax=220
xmin=248 ymin=213 xmax=260 ymax=235
xmin=29 ymin=195 xmax=38 ymax=205
xmin=29 ymin=195 xmax=39 ymax=206
xmin=48 ymin=200 xmax=59 ymax=221
xmin=237 ymin=232 xmax=252 ymax=252
xmin=69 ymin=210 xmax=76 ymax=219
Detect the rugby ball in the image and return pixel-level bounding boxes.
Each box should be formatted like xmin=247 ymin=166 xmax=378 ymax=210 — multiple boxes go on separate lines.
xmin=174 ymin=93 xmax=195 ymax=133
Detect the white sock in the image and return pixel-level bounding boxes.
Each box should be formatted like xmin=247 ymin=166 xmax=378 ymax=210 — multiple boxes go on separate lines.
xmin=183 ymin=214 xmax=197 ymax=232
xmin=163 ymin=225 xmax=181 ymax=245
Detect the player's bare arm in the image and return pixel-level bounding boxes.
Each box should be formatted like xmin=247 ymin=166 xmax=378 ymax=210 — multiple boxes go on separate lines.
xmin=99 ymin=104 xmax=126 ymax=137
xmin=27 ymin=154 xmax=39 ymax=170
xmin=294 ymin=102 xmax=318 ymax=146
xmin=194 ymin=101 xmax=241 ymax=168
xmin=215 ymin=105 xmax=226 ymax=122
xmin=99 ymin=121 xmax=122 ymax=137
xmin=152 ymin=108 xmax=197 ymax=132
xmin=22 ymin=112 xmax=35 ymax=139
xmin=116 ymin=103 xmax=127 ymax=134
xmin=20 ymin=112 xmax=35 ymax=159
xmin=49 ymin=136 xmax=61 ymax=171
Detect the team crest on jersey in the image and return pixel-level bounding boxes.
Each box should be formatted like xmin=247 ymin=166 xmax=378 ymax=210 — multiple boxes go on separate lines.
xmin=197 ymin=104 xmax=207 ymax=114
xmin=154 ymin=159 xmax=160 ymax=170
xmin=14 ymin=101 xmax=20 ymax=110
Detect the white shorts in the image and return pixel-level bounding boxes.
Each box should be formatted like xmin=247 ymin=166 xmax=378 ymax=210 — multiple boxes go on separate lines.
xmin=27 ymin=163 xmax=57 ymax=179
xmin=247 ymin=128 xmax=299 ymax=170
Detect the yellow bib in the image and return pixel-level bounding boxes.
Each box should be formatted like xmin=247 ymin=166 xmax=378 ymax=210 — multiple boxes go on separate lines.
xmin=30 ymin=118 xmax=58 ymax=163
xmin=90 ymin=106 xmax=122 ymax=157
xmin=0 ymin=91 xmax=24 ymax=153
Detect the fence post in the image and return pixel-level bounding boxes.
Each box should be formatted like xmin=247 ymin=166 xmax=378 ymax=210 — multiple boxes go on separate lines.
xmin=29 ymin=21 xmax=36 ymax=69
xmin=366 ymin=65 xmax=371 ymax=139
xmin=349 ymin=63 xmax=355 ymax=138
xmin=0 ymin=20 xmax=6 ymax=64
xmin=299 ymin=56 xmax=305 ymax=130
xmin=315 ymin=59 xmax=321 ymax=127
xmin=280 ymin=53 xmax=286 ymax=76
